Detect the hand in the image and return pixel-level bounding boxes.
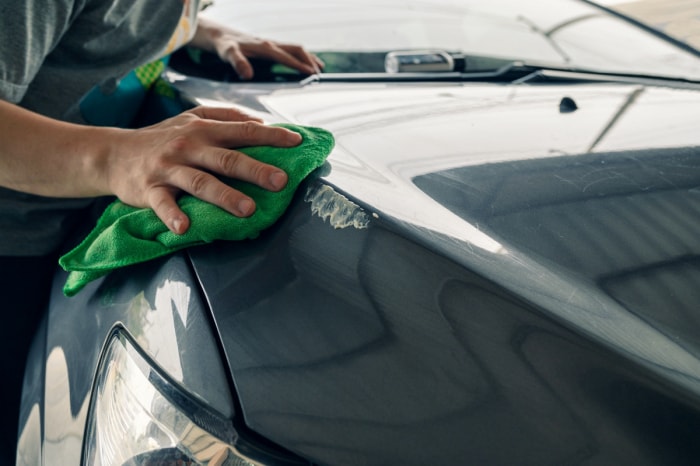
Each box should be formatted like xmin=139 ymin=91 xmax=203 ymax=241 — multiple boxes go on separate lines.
xmin=190 ymin=17 xmax=324 ymax=80
xmin=104 ymin=106 xmax=302 ymax=234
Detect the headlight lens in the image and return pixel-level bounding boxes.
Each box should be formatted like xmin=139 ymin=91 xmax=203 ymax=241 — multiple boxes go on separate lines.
xmin=83 ymin=332 xmax=259 ymax=466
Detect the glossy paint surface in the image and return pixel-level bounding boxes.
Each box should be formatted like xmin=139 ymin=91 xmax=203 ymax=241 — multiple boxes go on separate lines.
xmin=181 ymin=75 xmax=700 ymax=465
xmin=21 ymin=73 xmax=700 ymax=465
xmin=17 ymin=254 xmax=234 ymax=465
xmin=19 ymin=0 xmax=700 ymax=462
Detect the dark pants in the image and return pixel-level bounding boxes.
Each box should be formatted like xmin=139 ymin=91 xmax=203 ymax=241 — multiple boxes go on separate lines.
xmin=0 ymin=255 xmax=57 ymax=466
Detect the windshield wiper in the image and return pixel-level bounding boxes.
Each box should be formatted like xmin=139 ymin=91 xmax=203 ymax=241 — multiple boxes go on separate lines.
xmin=301 ymin=60 xmax=700 ymax=90
xmin=300 ymin=61 xmax=539 ymax=84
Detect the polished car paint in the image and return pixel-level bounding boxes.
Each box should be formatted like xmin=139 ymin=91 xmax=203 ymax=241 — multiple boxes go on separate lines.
xmin=17 ymin=0 xmax=700 ymax=463
xmin=178 ymin=77 xmax=700 ymax=465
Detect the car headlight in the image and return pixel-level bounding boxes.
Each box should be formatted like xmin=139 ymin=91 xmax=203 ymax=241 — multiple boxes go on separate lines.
xmin=83 ymin=331 xmax=261 ymax=466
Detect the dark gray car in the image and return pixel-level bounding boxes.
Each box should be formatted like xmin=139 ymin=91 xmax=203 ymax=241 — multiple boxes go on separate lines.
xmin=17 ymin=1 xmax=700 ymax=465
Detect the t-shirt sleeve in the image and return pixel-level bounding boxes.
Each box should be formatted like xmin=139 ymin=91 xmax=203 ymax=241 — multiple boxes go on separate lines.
xmin=0 ymin=0 xmax=77 ymax=103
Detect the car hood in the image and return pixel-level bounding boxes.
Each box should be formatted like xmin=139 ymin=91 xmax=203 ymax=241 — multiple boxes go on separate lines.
xmin=176 ymin=77 xmax=700 ymax=240
xmin=184 ymin=76 xmax=700 ymax=296
xmin=266 ymin=79 xmax=700 ymax=241
xmin=181 ymin=76 xmax=700 ymax=464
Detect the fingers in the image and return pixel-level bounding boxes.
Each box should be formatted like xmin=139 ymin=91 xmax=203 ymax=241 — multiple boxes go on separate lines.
xmin=148 ymin=186 xmax=190 ymax=235
xmin=223 ymin=44 xmax=255 ymax=80
xmin=259 ymin=41 xmax=319 ymax=75
xmin=279 ymin=43 xmax=325 ymax=74
xmin=190 ymin=119 xmax=302 ymax=149
xmin=193 ymin=146 xmax=289 ymax=192
xmin=156 ymin=119 xmax=297 ymax=233
xmin=117 ymin=111 xmax=303 ymax=235
xmin=222 ymin=39 xmax=323 ymax=79
xmin=180 ymin=109 xmax=302 ymax=150
xmin=146 ymin=155 xmax=280 ymax=235
xmin=312 ymin=53 xmax=325 ymax=70
xmin=189 ymin=105 xmax=263 ymax=123
xmin=147 ymin=157 xmax=275 ymax=235
xmin=166 ymin=161 xmax=279 ymax=219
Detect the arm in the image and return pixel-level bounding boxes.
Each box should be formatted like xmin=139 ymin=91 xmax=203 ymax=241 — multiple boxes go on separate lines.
xmin=188 ymin=16 xmax=324 ymax=80
xmin=0 ymin=99 xmax=300 ymax=234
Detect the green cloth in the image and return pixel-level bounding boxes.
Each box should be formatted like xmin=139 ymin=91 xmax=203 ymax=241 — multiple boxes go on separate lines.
xmin=59 ymin=124 xmax=334 ymax=296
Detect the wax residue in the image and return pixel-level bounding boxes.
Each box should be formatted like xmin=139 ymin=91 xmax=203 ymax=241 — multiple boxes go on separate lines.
xmin=305 ymin=185 xmax=370 ymax=229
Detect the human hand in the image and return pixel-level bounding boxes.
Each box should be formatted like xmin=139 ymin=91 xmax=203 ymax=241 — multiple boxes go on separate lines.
xmin=190 ymin=17 xmax=324 ymax=80
xmin=103 ymin=106 xmax=302 ymax=234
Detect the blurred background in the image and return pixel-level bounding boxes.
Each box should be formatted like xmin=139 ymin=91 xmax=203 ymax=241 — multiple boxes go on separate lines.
xmin=601 ymin=0 xmax=700 ymax=48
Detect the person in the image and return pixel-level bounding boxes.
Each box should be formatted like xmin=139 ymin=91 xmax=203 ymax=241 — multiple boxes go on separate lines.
xmin=0 ymin=0 xmax=323 ymax=464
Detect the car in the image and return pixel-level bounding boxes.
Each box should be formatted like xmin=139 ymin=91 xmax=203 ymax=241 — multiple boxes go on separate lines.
xmin=16 ymin=0 xmax=700 ymax=465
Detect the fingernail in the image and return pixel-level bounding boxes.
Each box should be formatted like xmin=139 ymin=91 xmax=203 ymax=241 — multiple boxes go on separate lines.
xmin=269 ymin=170 xmax=288 ymax=190
xmin=171 ymin=218 xmax=183 ymax=234
xmin=288 ymin=131 xmax=302 ymax=144
xmin=237 ymin=198 xmax=255 ymax=216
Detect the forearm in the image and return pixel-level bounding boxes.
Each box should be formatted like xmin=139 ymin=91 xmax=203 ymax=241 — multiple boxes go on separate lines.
xmin=0 ymin=99 xmax=115 ymax=198
xmin=1 ymin=100 xmax=301 ymax=235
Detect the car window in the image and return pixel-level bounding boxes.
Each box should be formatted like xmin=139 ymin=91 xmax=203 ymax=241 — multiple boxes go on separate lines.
xmin=201 ymin=0 xmax=700 ymax=80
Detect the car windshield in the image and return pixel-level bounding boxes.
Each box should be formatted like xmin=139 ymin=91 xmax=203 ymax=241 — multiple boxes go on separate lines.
xmin=201 ymin=0 xmax=700 ymax=81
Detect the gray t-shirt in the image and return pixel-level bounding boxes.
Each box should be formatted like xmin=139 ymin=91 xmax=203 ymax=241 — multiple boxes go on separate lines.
xmin=0 ymin=0 xmax=191 ymax=256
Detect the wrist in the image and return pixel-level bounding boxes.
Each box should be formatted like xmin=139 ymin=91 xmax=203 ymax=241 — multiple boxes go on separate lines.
xmin=190 ymin=17 xmax=222 ymax=52
xmin=70 ymin=124 xmax=126 ymax=198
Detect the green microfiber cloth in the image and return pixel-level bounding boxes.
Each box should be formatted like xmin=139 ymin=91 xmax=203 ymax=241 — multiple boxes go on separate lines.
xmin=59 ymin=124 xmax=334 ymax=296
